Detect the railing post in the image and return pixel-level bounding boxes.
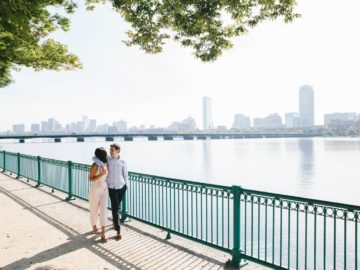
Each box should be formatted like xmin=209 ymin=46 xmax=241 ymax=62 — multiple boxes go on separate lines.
xmin=2 ymin=151 xmax=5 ymax=172
xmin=35 ymin=156 xmax=42 ymax=187
xmin=228 ymin=185 xmax=247 ymax=268
xmin=16 ymin=153 xmax=21 ymax=179
xmin=120 ymin=191 xmax=127 ymax=223
xmin=65 ymin=161 xmax=74 ymax=201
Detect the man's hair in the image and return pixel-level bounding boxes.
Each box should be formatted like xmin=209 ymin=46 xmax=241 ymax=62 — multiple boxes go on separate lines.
xmin=110 ymin=143 xmax=121 ymax=151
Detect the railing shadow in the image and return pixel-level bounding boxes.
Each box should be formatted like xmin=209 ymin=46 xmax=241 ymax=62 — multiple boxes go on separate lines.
xmin=0 ymin=174 xmax=229 ymax=270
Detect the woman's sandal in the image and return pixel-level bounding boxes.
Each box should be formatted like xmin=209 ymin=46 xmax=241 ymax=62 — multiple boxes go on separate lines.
xmin=115 ymin=232 xmax=122 ymax=240
xmin=101 ymin=232 xmax=107 ymax=242
xmin=92 ymin=227 xmax=99 ymax=234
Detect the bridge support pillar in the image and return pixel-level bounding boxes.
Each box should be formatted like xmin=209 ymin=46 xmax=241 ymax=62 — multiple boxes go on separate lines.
xmin=148 ymin=135 xmax=158 ymax=141
xmin=77 ymin=137 xmax=85 ymax=142
xmin=54 ymin=138 xmax=61 ymax=143
xmin=105 ymin=137 xmax=114 ymax=142
xmin=124 ymin=136 xmax=133 ymax=141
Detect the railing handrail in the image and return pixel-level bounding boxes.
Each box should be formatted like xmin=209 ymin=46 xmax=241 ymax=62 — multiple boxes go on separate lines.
xmin=1 ymin=150 xmax=358 ymax=210
xmin=242 ymin=188 xmax=360 ymax=212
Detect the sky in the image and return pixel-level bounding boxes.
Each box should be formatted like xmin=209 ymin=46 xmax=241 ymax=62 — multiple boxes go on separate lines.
xmin=1 ymin=0 xmax=360 ymax=131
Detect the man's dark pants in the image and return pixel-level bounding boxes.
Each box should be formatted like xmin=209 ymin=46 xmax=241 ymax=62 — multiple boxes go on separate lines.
xmin=109 ymin=186 xmax=127 ymax=232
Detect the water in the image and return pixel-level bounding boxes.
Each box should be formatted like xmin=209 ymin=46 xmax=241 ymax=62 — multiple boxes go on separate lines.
xmin=1 ymin=137 xmax=359 ymax=268
xmin=1 ymin=137 xmax=360 ymax=205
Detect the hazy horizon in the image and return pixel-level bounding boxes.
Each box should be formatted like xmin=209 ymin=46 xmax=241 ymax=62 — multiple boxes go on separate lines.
xmin=1 ymin=0 xmax=360 ymax=131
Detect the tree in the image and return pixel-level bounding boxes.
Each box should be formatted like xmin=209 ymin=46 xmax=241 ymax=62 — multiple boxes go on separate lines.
xmin=0 ymin=0 xmax=299 ymax=88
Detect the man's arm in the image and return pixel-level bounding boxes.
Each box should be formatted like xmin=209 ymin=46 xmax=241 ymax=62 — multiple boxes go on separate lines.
xmin=122 ymin=161 xmax=129 ymax=187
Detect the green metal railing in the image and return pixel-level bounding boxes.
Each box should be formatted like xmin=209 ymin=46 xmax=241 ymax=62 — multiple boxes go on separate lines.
xmin=0 ymin=150 xmax=359 ymax=269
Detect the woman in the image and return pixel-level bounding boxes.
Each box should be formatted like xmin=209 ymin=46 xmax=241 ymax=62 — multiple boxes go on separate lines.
xmin=89 ymin=147 xmax=109 ymax=242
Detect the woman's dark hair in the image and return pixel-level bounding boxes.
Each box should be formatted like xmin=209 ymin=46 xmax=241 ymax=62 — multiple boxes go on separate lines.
xmin=95 ymin=147 xmax=107 ymax=163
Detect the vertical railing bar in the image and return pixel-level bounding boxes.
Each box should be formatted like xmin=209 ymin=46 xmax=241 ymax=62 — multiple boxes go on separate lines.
xmin=201 ymin=187 xmax=203 ymax=241
xmin=280 ymin=201 xmax=283 ymax=267
xmin=265 ymin=198 xmax=268 ymax=261
xmin=177 ymin=183 xmax=180 ymax=232
xmin=228 ymin=192 xmax=230 ymax=250
xmin=314 ymin=206 xmax=317 ymax=270
xmin=258 ymin=197 xmax=261 ymax=259
xmin=211 ymin=190 xmax=214 ymax=244
xmin=217 ymin=191 xmax=219 ymax=246
xmin=244 ymin=195 xmax=247 ymax=254
xmin=355 ymin=212 xmax=358 ymax=270
xmin=344 ymin=210 xmax=347 ymax=269
xmin=251 ymin=195 xmax=254 ymax=257
xmin=296 ymin=203 xmax=299 ymax=270
xmin=186 ymin=185 xmax=189 ymax=235
xmin=186 ymin=186 xmax=192 ymax=235
xmin=305 ymin=205 xmax=308 ymax=270
xmin=206 ymin=188 xmax=208 ymax=242
xmin=288 ymin=203 xmax=291 ymax=269
xmin=222 ymin=191 xmax=225 ymax=247
xmin=272 ymin=199 xmax=275 ymax=265
xmin=181 ymin=184 xmax=186 ymax=233
xmin=333 ymin=208 xmax=337 ymax=269
xmin=323 ymin=207 xmax=326 ymax=270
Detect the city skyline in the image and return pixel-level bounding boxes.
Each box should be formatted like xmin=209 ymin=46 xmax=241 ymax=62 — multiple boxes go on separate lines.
xmin=6 ymin=87 xmax=360 ymax=133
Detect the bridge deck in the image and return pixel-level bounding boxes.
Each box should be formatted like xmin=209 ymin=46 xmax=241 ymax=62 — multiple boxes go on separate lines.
xmin=0 ymin=173 xmax=266 ymax=270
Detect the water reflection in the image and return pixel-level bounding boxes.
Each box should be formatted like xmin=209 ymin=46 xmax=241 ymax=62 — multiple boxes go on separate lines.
xmin=202 ymin=140 xmax=212 ymax=179
xmin=297 ymin=139 xmax=315 ymax=196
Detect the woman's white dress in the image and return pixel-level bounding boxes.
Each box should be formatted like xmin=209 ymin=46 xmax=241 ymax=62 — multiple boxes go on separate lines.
xmin=89 ymin=165 xmax=109 ymax=227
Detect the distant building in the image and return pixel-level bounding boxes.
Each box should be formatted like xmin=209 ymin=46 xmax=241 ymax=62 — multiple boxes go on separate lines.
xmin=113 ymin=120 xmax=127 ymax=133
xmin=203 ymin=96 xmax=213 ymax=130
xmin=30 ymin=123 xmax=40 ymax=133
xmin=253 ymin=114 xmax=282 ymax=129
xmin=216 ymin=125 xmax=227 ymax=132
xmin=168 ymin=116 xmax=197 ymax=132
xmin=181 ymin=116 xmax=196 ymax=131
xmin=48 ymin=118 xmax=56 ymax=132
xmin=232 ymin=114 xmax=251 ymax=130
xmin=41 ymin=121 xmax=49 ymax=133
xmin=97 ymin=124 xmax=109 ymax=133
xmin=324 ymin=112 xmax=357 ymax=126
xmin=13 ymin=124 xmax=25 ymax=134
xmin=299 ymin=85 xmax=315 ymax=127
xmin=89 ymin=119 xmax=97 ymax=132
xmin=285 ymin=113 xmax=300 ymax=128
xmin=108 ymin=126 xmax=118 ymax=133
xmin=82 ymin=115 xmax=89 ymax=132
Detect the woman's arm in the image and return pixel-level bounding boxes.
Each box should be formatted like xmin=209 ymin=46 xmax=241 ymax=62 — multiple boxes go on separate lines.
xmin=89 ymin=164 xmax=106 ymax=181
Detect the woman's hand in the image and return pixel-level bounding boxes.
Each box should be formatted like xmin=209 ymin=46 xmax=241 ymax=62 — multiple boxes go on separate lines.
xmin=99 ymin=165 xmax=107 ymax=175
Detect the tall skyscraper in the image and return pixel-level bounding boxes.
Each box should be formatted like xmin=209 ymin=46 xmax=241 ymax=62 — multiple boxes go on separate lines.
xmin=299 ymin=85 xmax=315 ymax=127
xmin=82 ymin=115 xmax=89 ymax=132
xmin=203 ymin=96 xmax=213 ymax=130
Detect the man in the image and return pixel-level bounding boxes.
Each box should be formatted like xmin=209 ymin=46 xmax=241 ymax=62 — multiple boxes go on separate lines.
xmin=107 ymin=143 xmax=128 ymax=239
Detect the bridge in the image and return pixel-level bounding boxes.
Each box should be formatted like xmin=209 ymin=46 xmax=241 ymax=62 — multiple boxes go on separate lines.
xmin=0 ymin=133 xmax=322 ymax=143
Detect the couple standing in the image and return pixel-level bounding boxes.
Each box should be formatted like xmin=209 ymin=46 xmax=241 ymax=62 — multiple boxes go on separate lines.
xmin=88 ymin=143 xmax=128 ymax=242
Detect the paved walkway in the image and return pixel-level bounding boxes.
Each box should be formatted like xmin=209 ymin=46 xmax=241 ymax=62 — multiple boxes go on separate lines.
xmin=0 ymin=172 xmax=266 ymax=270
